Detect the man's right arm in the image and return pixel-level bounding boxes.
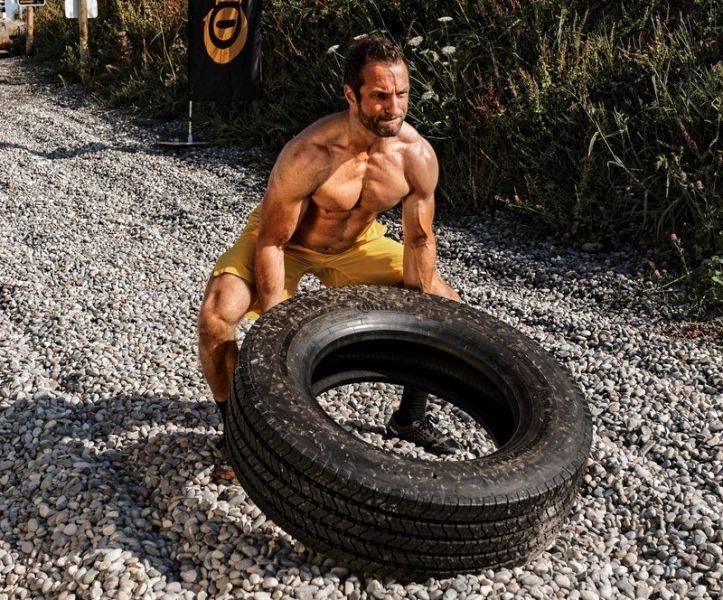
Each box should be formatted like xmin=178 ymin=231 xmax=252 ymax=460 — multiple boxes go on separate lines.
xmin=255 ymin=140 xmax=325 ymax=314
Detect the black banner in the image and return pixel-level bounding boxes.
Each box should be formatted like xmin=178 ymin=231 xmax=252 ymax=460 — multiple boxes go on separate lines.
xmin=188 ymin=0 xmax=262 ymax=101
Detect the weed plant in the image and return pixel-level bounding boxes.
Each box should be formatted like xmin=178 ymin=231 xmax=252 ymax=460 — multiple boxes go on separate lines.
xmin=31 ymin=0 xmax=722 ymax=311
xmin=34 ymin=0 xmax=186 ymax=116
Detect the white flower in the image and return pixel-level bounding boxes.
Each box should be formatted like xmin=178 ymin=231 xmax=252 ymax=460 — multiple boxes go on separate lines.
xmin=437 ymin=16 xmax=453 ymax=23
xmin=326 ymin=45 xmax=340 ymax=54
xmin=407 ymin=36 xmax=424 ymax=47
xmin=441 ymin=46 xmax=456 ymax=55
xmin=421 ymin=90 xmax=436 ymax=101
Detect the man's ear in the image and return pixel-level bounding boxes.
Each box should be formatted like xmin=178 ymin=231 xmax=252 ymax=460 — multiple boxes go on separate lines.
xmin=343 ymin=84 xmax=357 ymax=108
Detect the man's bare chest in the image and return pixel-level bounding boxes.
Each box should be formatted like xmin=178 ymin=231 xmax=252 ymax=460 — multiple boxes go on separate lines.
xmin=312 ymin=152 xmax=410 ymax=213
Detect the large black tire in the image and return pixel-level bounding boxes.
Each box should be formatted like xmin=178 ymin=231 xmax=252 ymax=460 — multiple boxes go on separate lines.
xmin=227 ymin=285 xmax=592 ymax=578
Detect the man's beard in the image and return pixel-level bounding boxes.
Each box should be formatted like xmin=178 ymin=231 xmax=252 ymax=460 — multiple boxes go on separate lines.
xmin=357 ymin=107 xmax=405 ymax=137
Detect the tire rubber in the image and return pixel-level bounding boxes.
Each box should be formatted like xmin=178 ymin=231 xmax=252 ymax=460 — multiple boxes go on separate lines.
xmin=227 ymin=285 xmax=592 ymax=578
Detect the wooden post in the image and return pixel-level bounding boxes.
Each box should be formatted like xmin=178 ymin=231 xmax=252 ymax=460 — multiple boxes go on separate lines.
xmin=26 ymin=7 xmax=35 ymax=55
xmin=79 ymin=0 xmax=89 ymax=82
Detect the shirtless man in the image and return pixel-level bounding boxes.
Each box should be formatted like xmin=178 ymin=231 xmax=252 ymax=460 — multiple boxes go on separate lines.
xmin=198 ymin=35 xmax=461 ymax=458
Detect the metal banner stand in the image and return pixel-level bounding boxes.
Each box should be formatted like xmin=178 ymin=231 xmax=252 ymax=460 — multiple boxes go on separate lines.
xmin=157 ymin=100 xmax=210 ymax=147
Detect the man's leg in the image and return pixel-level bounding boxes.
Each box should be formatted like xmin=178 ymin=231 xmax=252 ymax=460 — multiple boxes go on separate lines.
xmin=198 ymin=273 xmax=254 ymax=429
xmin=394 ymin=387 xmax=429 ymax=425
xmin=391 ymin=273 xmax=461 ymax=452
xmin=394 ymin=273 xmax=459 ymax=430
xmin=319 ymin=230 xmax=460 ymax=454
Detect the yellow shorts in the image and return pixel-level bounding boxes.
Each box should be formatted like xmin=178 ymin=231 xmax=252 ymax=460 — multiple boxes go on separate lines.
xmin=213 ymin=205 xmax=404 ymax=319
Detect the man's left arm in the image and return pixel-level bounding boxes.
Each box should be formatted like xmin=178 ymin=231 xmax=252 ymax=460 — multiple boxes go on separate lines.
xmin=402 ymin=140 xmax=461 ymax=301
xmin=402 ymin=140 xmax=439 ymax=293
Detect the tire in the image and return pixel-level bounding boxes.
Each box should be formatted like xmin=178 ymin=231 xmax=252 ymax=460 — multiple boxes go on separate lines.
xmin=227 ymin=285 xmax=592 ymax=578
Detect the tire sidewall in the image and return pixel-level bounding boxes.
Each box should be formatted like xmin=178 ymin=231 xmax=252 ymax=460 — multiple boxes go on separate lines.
xmin=236 ymin=285 xmax=592 ymax=509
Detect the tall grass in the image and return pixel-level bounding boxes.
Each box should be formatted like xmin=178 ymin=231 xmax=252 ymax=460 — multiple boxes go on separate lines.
xmin=34 ymin=0 xmax=186 ymax=116
xmin=32 ymin=0 xmax=723 ymax=309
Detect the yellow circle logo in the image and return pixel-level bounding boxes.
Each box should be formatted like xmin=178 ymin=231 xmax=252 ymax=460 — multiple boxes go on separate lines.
xmin=203 ymin=0 xmax=249 ymax=65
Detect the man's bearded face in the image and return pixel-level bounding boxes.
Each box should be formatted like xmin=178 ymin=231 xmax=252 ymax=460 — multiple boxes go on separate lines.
xmin=354 ymin=61 xmax=409 ymax=137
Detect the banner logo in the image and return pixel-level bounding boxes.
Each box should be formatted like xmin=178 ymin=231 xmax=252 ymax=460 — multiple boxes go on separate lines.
xmin=203 ymin=0 xmax=248 ymax=65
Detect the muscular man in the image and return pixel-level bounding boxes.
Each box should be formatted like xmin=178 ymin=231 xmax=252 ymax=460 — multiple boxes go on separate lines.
xmin=198 ymin=35 xmax=461 ymax=460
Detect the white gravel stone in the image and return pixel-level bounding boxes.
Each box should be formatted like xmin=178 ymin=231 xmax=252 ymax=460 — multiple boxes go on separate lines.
xmin=181 ymin=569 xmax=198 ymax=583
xmin=555 ymin=574 xmax=572 ymax=589
xmin=19 ymin=542 xmax=33 ymax=555
xmin=0 ymin=56 xmax=721 ymax=600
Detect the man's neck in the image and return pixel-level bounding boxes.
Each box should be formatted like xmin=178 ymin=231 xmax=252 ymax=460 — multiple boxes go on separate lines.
xmin=345 ymin=111 xmax=384 ymax=153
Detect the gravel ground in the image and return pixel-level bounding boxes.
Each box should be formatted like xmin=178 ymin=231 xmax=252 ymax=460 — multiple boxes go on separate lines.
xmin=1 ymin=56 xmax=721 ymax=600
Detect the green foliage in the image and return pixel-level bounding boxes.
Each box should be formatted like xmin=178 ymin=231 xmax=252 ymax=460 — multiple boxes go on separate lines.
xmin=31 ymin=0 xmax=723 ymax=305
xmin=698 ymin=255 xmax=723 ymax=309
xmin=34 ymin=0 xmax=187 ymax=116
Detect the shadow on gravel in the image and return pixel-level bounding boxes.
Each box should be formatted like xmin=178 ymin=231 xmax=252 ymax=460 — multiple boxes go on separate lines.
xmin=0 ymin=140 xmax=145 ymax=159
xmin=1 ymin=392 xmax=315 ymax=587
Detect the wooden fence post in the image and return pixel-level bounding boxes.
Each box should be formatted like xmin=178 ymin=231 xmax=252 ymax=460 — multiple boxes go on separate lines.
xmin=26 ymin=7 xmax=35 ymax=55
xmin=79 ymin=0 xmax=89 ymax=82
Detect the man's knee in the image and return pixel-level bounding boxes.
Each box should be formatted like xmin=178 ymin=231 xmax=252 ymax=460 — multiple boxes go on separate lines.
xmin=198 ymin=273 xmax=254 ymax=338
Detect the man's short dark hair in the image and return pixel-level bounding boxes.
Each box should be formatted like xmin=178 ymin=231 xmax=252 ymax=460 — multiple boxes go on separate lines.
xmin=344 ymin=35 xmax=408 ymax=99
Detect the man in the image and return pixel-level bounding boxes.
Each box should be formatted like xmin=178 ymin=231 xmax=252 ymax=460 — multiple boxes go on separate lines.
xmin=198 ymin=35 xmax=461 ymax=461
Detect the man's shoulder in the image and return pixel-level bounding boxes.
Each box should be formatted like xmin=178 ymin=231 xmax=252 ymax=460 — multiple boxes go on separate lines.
xmin=398 ymin=123 xmax=436 ymax=168
xmin=280 ymin=113 xmax=345 ymax=164
xmin=395 ymin=123 xmax=438 ymax=194
xmin=290 ymin=113 xmax=345 ymax=148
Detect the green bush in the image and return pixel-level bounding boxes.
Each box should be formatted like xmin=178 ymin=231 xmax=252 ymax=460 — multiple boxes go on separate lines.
xmin=34 ymin=0 xmax=187 ymax=116
xmin=32 ymin=0 xmax=722 ymax=311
